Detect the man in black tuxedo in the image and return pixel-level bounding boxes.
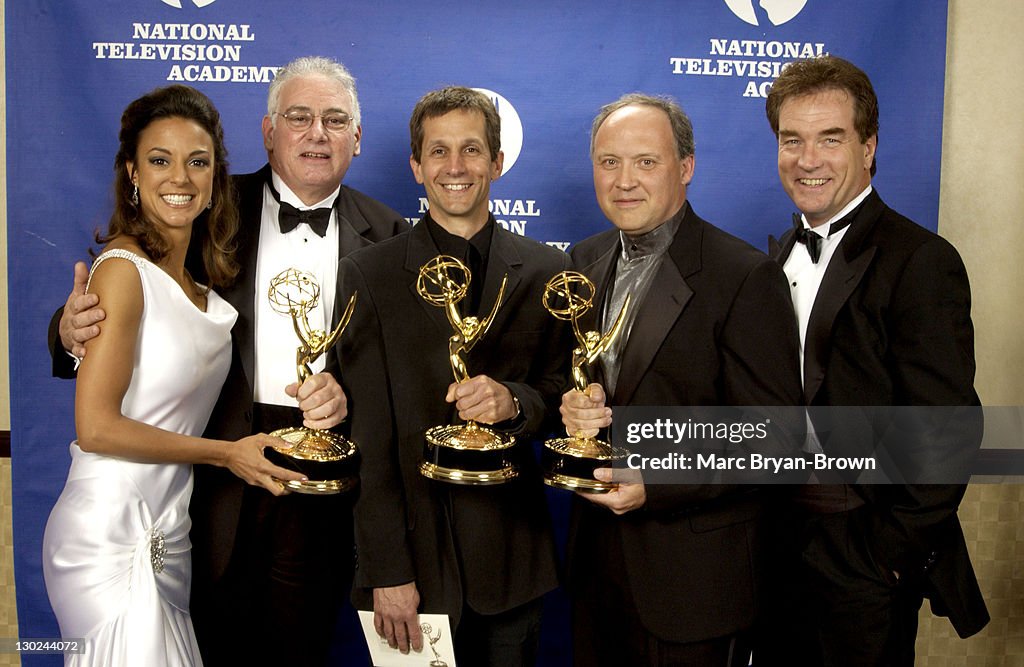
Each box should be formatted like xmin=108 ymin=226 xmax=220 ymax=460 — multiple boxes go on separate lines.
xmin=50 ymin=56 xmax=406 ymax=665
xmin=756 ymin=55 xmax=988 ymax=666
xmin=336 ymin=86 xmax=568 ymax=666
xmin=560 ymin=94 xmax=803 ymax=666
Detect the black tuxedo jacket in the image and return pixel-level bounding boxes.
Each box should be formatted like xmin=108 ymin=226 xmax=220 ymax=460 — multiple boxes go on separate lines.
xmin=187 ymin=165 xmax=407 ymax=584
xmin=769 ymin=188 xmax=989 ymax=638
xmin=567 ymin=203 xmax=803 ymax=643
xmin=336 ymin=218 xmax=569 ymax=627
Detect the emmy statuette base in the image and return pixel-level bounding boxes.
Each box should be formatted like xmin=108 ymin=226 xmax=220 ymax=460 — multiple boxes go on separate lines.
xmin=419 ymin=460 xmax=519 ymax=485
xmin=542 ymin=436 xmax=629 ymax=495
xmin=419 ymin=422 xmax=518 ymax=485
xmin=267 ymin=426 xmax=359 ymax=496
xmin=544 ymin=471 xmax=617 ymax=494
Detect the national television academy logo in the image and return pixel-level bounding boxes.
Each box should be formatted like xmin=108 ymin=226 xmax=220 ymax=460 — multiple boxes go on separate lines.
xmin=723 ymin=0 xmax=807 ymax=26
xmin=161 ymin=0 xmax=217 ymax=8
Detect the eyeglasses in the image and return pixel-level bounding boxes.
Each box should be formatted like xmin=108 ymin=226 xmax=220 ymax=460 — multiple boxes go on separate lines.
xmin=275 ymin=109 xmax=354 ymax=133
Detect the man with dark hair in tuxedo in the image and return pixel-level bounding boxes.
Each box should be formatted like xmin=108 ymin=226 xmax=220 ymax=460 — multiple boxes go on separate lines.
xmin=757 ymin=54 xmax=988 ymax=666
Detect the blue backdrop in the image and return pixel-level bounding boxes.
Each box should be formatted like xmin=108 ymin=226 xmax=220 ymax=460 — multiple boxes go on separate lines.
xmin=7 ymin=1 xmax=948 ymax=664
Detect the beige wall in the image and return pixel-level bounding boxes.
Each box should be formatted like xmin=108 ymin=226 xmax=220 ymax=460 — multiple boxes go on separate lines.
xmin=941 ymin=0 xmax=1024 ymax=407
xmin=921 ymin=4 xmax=1024 ymax=660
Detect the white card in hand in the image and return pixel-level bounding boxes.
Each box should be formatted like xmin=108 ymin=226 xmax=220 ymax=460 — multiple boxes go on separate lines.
xmin=357 ymin=610 xmax=457 ymax=666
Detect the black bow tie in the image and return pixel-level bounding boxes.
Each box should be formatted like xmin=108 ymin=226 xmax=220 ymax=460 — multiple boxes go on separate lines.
xmin=268 ymin=181 xmax=332 ymax=237
xmin=791 ymin=209 xmax=856 ymax=263
xmin=279 ymin=202 xmax=331 ymax=237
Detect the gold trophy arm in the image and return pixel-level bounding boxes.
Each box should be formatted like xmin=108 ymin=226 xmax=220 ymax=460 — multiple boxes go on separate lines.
xmin=566 ymin=293 xmax=631 ymax=394
xmin=295 ymin=350 xmax=313 ymax=383
xmin=444 ymin=299 xmax=464 ymax=334
xmin=449 ymin=334 xmax=471 ymax=384
xmin=570 ymin=347 xmax=591 ymax=393
xmin=290 ymin=310 xmax=315 ymax=383
xmin=466 ymin=273 xmax=508 ymax=352
xmin=587 ymin=293 xmax=631 ymax=364
xmin=290 ymin=308 xmax=313 ymax=349
xmin=571 ymin=317 xmax=591 ymax=352
xmin=320 ymin=291 xmax=358 ymax=354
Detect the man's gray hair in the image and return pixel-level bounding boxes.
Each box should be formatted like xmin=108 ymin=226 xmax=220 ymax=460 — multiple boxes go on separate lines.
xmin=267 ymin=56 xmax=360 ymax=127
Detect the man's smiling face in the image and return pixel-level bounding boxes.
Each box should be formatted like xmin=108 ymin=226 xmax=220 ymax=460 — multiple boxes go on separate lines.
xmin=776 ymin=88 xmax=876 ymax=228
xmin=411 ymin=108 xmax=503 ymax=231
xmin=591 ymin=104 xmax=693 ymax=236
xmin=262 ymin=73 xmax=362 ymax=205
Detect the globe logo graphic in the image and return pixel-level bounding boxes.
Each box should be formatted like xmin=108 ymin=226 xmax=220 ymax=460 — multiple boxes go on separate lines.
xmin=473 ymin=88 xmax=523 ymax=176
xmin=161 ymin=0 xmax=217 ymax=8
xmin=724 ymin=0 xmax=807 ymax=26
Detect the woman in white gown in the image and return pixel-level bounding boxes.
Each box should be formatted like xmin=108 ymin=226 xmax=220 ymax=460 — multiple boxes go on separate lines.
xmin=42 ymin=85 xmax=304 ymax=666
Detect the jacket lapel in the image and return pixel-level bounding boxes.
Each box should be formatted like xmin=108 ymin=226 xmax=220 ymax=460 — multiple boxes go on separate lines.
xmin=802 ymin=190 xmax=884 ymax=403
xmin=481 ymin=225 xmax=523 ymax=323
xmin=769 ymin=228 xmax=798 ymax=264
xmin=335 ymin=186 xmax=376 ymax=257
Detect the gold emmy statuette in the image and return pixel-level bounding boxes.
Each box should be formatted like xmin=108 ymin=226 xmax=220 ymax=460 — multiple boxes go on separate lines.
xmin=265 ymin=268 xmax=358 ymax=495
xmin=542 ymin=271 xmax=631 ymax=493
xmin=416 ymin=255 xmax=518 ymax=485
xmin=419 ymin=623 xmax=450 ymax=667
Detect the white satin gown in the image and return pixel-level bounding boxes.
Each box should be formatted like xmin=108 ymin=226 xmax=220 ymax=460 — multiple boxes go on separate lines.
xmin=43 ymin=249 xmax=237 ymax=666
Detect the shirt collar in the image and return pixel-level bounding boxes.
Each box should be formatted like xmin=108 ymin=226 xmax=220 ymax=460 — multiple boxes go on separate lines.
xmin=270 ymin=170 xmax=341 ymax=211
xmin=423 ymin=212 xmax=495 ymax=261
xmin=799 ymin=185 xmax=873 ymax=236
xmin=620 ymin=201 xmax=686 ymax=261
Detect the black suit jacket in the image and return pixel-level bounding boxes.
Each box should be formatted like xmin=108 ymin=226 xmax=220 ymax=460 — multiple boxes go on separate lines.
xmin=768 ymin=188 xmax=989 ymax=638
xmin=567 ymin=203 xmax=803 ymax=643
xmin=163 ymin=165 xmax=407 ymax=584
xmin=337 ymin=217 xmax=569 ymax=627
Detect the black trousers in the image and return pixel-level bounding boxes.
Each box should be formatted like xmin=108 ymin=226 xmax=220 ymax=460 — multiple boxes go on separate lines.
xmin=191 ymin=487 xmax=355 ymax=666
xmin=753 ymin=503 xmax=923 ymax=667
xmin=453 ymin=596 xmax=545 ymax=667
xmin=191 ymin=403 xmax=355 ymax=666
xmin=572 ymin=517 xmax=751 ymax=667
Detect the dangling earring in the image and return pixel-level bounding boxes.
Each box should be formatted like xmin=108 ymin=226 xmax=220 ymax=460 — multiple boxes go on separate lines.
xmin=207 ymin=199 xmax=213 ymax=210
xmin=131 ymin=183 xmax=139 ymax=206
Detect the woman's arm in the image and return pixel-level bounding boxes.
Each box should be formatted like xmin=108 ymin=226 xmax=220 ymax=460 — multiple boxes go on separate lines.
xmin=74 ymin=255 xmax=302 ymax=494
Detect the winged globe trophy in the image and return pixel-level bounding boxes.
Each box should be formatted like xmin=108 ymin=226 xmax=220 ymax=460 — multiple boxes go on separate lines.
xmin=542 ymin=270 xmax=631 ymax=493
xmin=265 ymin=268 xmax=358 ymax=495
xmin=416 ymin=255 xmax=518 ymax=485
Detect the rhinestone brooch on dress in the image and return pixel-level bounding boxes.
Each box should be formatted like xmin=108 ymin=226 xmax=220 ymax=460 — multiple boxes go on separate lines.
xmin=150 ymin=530 xmax=167 ymax=574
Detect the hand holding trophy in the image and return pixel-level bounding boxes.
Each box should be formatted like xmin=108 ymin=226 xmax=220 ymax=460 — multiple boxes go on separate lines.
xmin=265 ymin=268 xmax=358 ymax=494
xmin=416 ymin=255 xmax=518 ymax=485
xmin=542 ymin=271 xmax=631 ymax=493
